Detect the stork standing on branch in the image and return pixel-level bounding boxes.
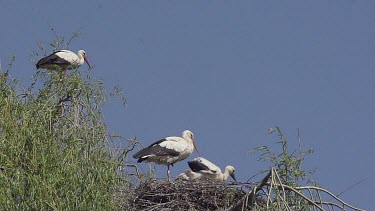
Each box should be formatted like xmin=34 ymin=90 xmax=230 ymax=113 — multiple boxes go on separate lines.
xmin=36 ymin=49 xmax=92 ymax=76
xmin=133 ymin=130 xmax=200 ymax=181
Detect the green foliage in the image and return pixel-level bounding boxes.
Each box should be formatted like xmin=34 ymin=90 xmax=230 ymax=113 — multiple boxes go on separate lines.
xmin=248 ymin=127 xmax=316 ymax=210
xmin=0 ymin=44 xmax=129 ymax=209
xmin=249 ymin=127 xmax=315 ymax=186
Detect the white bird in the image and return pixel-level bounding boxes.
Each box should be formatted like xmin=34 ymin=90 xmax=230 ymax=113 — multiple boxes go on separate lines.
xmin=179 ymin=157 xmax=237 ymax=182
xmin=36 ymin=50 xmax=92 ymax=76
xmin=133 ymin=130 xmax=200 ymax=181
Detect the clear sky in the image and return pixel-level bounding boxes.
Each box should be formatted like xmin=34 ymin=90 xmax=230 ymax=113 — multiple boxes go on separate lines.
xmin=1 ymin=1 xmax=373 ymax=209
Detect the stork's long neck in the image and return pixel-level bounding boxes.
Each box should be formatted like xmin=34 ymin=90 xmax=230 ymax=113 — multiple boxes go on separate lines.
xmin=221 ymin=168 xmax=230 ymax=180
xmin=76 ymin=52 xmax=85 ymax=66
xmin=182 ymin=134 xmax=194 ymax=149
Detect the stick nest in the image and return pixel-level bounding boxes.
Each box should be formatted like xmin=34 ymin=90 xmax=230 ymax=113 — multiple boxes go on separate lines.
xmin=119 ymin=178 xmax=252 ymax=211
xmin=117 ymin=168 xmax=365 ymax=211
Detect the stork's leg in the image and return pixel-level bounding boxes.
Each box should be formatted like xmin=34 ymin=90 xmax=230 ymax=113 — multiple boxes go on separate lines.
xmin=64 ymin=69 xmax=67 ymax=77
xmin=167 ymin=165 xmax=171 ymax=182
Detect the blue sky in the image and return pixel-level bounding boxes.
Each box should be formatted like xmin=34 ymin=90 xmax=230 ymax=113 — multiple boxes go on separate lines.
xmin=1 ymin=1 xmax=373 ymax=209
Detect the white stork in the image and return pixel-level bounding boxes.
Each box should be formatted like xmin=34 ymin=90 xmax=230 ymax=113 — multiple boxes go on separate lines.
xmin=179 ymin=157 xmax=237 ymax=182
xmin=133 ymin=130 xmax=200 ymax=181
xmin=36 ymin=50 xmax=92 ymax=76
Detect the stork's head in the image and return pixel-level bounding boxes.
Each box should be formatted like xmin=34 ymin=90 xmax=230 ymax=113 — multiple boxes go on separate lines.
xmin=183 ymin=130 xmax=200 ymax=156
xmin=226 ymin=166 xmax=237 ymax=182
xmin=78 ymin=50 xmax=92 ymax=69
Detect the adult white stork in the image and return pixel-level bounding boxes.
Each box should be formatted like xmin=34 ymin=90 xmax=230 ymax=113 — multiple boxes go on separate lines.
xmin=36 ymin=50 xmax=92 ymax=76
xmin=133 ymin=130 xmax=200 ymax=181
xmin=179 ymin=157 xmax=237 ymax=182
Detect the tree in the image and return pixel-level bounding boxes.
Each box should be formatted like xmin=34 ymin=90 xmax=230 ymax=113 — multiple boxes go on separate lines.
xmin=0 ymin=35 xmax=129 ymax=210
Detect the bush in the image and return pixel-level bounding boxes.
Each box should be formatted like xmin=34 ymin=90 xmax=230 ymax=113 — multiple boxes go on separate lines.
xmin=0 ymin=42 xmax=129 ymax=210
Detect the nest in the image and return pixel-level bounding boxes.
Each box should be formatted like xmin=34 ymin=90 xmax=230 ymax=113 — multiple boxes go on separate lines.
xmin=117 ymin=168 xmax=365 ymax=211
xmin=121 ymin=178 xmax=252 ymax=211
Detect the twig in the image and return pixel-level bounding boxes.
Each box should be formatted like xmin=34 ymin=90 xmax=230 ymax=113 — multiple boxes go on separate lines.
xmin=297 ymin=128 xmax=302 ymax=161
xmin=293 ymin=186 xmax=365 ymax=211
xmin=336 ymin=176 xmax=368 ymax=197
xmin=225 ymin=170 xmax=271 ymax=211
xmin=264 ymin=182 xmax=324 ymax=211
xmin=125 ymin=164 xmax=141 ymax=178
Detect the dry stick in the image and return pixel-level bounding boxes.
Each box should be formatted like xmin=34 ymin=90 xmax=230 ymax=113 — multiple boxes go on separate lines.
xmin=265 ymin=182 xmax=324 ymax=211
xmin=243 ymin=193 xmax=250 ymax=210
xmin=314 ymin=201 xmax=349 ymax=210
xmin=317 ymin=188 xmax=324 ymax=210
xmin=267 ymin=169 xmax=278 ymax=210
xmin=272 ymin=168 xmax=287 ymax=205
xmin=327 ymin=203 xmax=334 ymax=211
xmin=227 ymin=169 xmax=324 ymax=211
xmin=271 ymin=183 xmax=365 ymax=211
xmin=307 ymin=188 xmax=317 ymax=211
xmin=225 ymin=170 xmax=272 ymax=211
xmin=272 ymin=168 xmax=290 ymax=210
xmin=293 ymin=186 xmax=365 ymax=211
xmin=118 ymin=141 xmax=138 ymax=163
xmin=125 ymin=164 xmax=141 ymax=178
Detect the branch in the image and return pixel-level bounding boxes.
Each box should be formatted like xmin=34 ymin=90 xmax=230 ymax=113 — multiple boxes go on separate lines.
xmin=264 ymin=182 xmax=324 ymax=211
xmin=293 ymin=186 xmax=365 ymax=211
xmin=226 ymin=168 xmax=364 ymax=211
xmin=225 ymin=170 xmax=271 ymax=211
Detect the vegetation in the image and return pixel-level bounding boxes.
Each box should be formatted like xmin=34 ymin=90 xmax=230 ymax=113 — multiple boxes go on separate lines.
xmin=0 ymin=35 xmax=364 ymax=210
xmin=0 ymin=36 xmax=130 ymax=210
xmin=246 ymin=127 xmax=316 ymax=210
xmin=230 ymin=127 xmax=364 ymax=211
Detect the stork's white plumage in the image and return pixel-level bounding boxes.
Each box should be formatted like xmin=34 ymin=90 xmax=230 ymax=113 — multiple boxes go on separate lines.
xmin=133 ymin=130 xmax=200 ymax=181
xmin=36 ymin=50 xmax=92 ymax=75
xmin=179 ymin=157 xmax=237 ymax=182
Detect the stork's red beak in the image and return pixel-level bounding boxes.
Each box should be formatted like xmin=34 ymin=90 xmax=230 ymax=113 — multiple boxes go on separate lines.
xmin=193 ymin=140 xmax=200 ymax=156
xmin=84 ymin=56 xmax=92 ymax=69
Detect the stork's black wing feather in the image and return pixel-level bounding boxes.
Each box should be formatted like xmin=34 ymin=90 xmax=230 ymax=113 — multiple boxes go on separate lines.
xmin=188 ymin=160 xmax=211 ymax=172
xmin=147 ymin=139 xmax=168 ymax=147
xmin=36 ymin=51 xmax=71 ymax=68
xmin=133 ymin=138 xmax=180 ymax=161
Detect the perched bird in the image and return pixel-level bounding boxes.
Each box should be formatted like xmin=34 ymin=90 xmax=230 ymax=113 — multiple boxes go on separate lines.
xmin=36 ymin=49 xmax=92 ymax=76
xmin=133 ymin=130 xmax=200 ymax=181
xmin=179 ymin=157 xmax=237 ymax=182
